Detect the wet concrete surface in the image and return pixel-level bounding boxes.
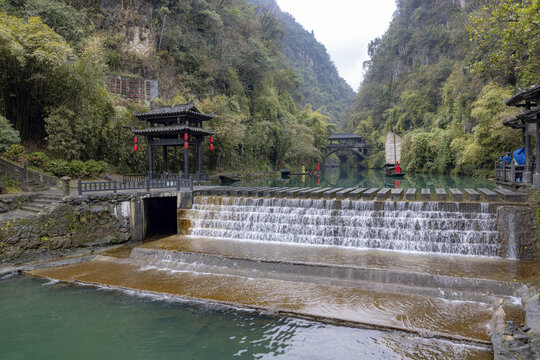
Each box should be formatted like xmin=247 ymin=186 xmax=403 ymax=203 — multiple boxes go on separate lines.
xmin=139 ymin=235 xmax=540 ymax=286
xmin=30 ymin=258 xmax=496 ymax=343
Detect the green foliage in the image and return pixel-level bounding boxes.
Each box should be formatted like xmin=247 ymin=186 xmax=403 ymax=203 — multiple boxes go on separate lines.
xmin=0 ymin=115 xmax=20 ymax=152
xmin=69 ymin=160 xmax=86 ymax=177
xmin=251 ymin=0 xmax=356 ymax=126
xmin=0 ymin=173 xmax=19 ymax=192
xmin=47 ymin=159 xmax=70 ymax=177
xmin=26 ymin=152 xmax=48 ymax=168
xmin=347 ymin=0 xmax=536 ymax=176
xmin=21 ymin=0 xmax=88 ymax=44
xmin=4 ymin=144 xmax=24 ymax=161
xmin=467 ymin=0 xmax=540 ymax=84
xmin=84 ymin=160 xmax=107 ymax=175
xmin=0 ymin=13 xmax=73 ymax=140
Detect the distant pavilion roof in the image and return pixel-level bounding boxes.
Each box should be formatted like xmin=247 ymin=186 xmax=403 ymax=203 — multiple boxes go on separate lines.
xmin=505 ymin=84 xmax=540 ymax=107
xmin=133 ymin=101 xmax=214 ymax=122
xmin=329 ymin=133 xmax=363 ymax=141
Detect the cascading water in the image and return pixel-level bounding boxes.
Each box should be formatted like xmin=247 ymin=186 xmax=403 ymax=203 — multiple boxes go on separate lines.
xmin=183 ymin=195 xmax=500 ymax=257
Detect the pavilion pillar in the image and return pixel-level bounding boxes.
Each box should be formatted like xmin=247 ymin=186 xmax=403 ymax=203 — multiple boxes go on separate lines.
xmin=534 ymin=124 xmax=540 ymax=188
xmin=197 ymin=143 xmax=202 ymax=181
xmin=163 ymin=146 xmax=168 ymax=176
xmin=184 ymin=145 xmax=189 ymax=179
xmin=524 ymin=133 xmax=532 ymax=183
xmin=148 ymin=139 xmax=153 ymax=180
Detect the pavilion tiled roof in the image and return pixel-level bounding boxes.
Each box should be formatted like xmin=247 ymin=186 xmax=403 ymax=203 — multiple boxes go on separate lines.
xmin=133 ymin=100 xmax=214 ymax=121
xmin=503 ymin=107 xmax=540 ymax=129
xmin=130 ymin=125 xmax=216 ymax=136
xmin=505 ymin=84 xmax=540 ymax=107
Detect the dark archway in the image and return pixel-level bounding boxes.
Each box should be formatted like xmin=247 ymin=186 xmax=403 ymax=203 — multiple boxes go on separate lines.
xmin=145 ymin=197 xmax=178 ymax=237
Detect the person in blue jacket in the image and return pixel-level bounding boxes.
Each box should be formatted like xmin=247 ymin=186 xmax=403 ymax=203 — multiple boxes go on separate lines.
xmin=513 ymin=147 xmax=526 ymax=165
xmin=501 ymin=152 xmax=512 ymax=166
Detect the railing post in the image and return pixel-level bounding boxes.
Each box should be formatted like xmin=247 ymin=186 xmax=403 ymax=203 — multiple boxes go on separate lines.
xmin=176 ymin=178 xmax=180 ymax=191
xmin=77 ymin=179 xmax=82 ymax=196
xmin=146 ymin=177 xmax=150 ymax=192
xmin=113 ymin=178 xmax=117 ymax=193
xmin=511 ymin=163 xmax=516 ymax=183
xmin=190 ymin=178 xmax=193 ymax=192
xmin=22 ymin=163 xmax=28 ymax=192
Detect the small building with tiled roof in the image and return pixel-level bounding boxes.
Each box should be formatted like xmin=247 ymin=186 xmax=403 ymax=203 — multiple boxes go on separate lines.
xmin=499 ymin=85 xmax=540 ymax=188
xmin=130 ymin=101 xmax=216 ymax=180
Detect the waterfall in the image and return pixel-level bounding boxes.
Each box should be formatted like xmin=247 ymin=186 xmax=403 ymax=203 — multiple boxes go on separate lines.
xmin=183 ymin=196 xmax=500 ymax=257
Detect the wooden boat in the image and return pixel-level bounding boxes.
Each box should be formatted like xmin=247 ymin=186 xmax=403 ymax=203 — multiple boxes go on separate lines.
xmin=219 ymin=175 xmax=240 ymax=183
xmin=384 ymin=132 xmax=405 ymax=177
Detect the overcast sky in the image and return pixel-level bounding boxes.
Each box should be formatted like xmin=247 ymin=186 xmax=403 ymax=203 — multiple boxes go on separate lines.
xmin=274 ymin=0 xmax=396 ymax=92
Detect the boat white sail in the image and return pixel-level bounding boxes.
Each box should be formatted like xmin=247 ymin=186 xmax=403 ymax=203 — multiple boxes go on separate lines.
xmin=385 ymin=132 xmax=402 ymax=164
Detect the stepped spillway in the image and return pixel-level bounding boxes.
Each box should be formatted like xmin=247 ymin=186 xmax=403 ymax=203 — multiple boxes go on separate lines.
xmin=182 ymin=196 xmax=500 ymax=257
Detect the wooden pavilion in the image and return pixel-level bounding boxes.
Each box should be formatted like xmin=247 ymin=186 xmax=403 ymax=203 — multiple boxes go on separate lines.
xmin=499 ymin=85 xmax=540 ymax=188
xmin=130 ymin=101 xmax=215 ymax=180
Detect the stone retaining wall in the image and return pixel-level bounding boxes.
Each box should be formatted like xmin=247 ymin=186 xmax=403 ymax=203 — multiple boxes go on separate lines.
xmin=0 ymin=158 xmax=58 ymax=190
xmin=0 ymin=195 xmax=132 ymax=266
xmin=0 ymin=194 xmax=33 ymax=213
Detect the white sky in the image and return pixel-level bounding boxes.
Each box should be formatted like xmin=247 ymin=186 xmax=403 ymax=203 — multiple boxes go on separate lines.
xmin=274 ymin=0 xmax=397 ymax=92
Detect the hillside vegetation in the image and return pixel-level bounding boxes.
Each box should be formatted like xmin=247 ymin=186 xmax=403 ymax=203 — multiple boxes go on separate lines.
xmin=0 ymin=0 xmax=351 ymax=174
xmin=348 ymin=0 xmax=539 ymax=176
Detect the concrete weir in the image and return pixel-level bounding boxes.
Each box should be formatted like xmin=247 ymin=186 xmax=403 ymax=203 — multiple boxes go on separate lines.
xmin=24 ymin=186 xmax=540 ymax=356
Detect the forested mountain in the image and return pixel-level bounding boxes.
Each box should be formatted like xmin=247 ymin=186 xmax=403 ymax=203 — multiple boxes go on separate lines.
xmin=0 ymin=0 xmax=342 ymax=173
xmin=348 ymin=0 xmax=540 ymax=176
xmin=249 ymin=0 xmax=356 ymax=126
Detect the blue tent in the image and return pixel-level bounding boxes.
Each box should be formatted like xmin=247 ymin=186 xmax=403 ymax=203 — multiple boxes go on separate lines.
xmin=513 ymin=147 xmax=526 ymax=165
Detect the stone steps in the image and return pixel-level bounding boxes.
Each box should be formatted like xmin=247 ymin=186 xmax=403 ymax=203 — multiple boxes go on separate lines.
xmin=195 ymin=186 xmax=526 ymax=203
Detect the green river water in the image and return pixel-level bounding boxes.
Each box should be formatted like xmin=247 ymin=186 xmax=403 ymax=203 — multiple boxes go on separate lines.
xmin=236 ymin=167 xmax=495 ymax=190
xmin=0 ymin=274 xmax=491 ymax=360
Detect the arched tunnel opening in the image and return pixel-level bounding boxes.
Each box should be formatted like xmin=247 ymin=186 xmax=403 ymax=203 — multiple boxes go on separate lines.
xmin=145 ymin=197 xmax=178 ymax=238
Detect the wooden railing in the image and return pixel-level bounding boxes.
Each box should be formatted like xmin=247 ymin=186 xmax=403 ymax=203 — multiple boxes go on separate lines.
xmin=495 ymin=163 xmax=525 ymax=185
xmin=77 ymin=178 xmax=193 ymax=195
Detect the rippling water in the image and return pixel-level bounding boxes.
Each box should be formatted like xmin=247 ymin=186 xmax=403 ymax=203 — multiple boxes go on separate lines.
xmin=0 ymin=275 xmax=492 ymax=359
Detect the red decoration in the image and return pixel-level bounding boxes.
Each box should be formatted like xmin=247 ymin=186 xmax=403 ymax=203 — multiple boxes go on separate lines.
xmin=134 ymin=144 xmax=138 ymax=152
xmin=184 ymin=133 xmax=189 ymax=141
xmin=210 ymin=144 xmax=214 ymax=152
xmin=395 ymin=161 xmax=401 ymax=173
xmin=209 ymin=136 xmax=214 ymax=143
xmin=134 ymin=137 xmax=139 ymax=144
xmin=282 ymin=162 xmax=285 ymax=169
xmin=317 ymin=163 xmax=320 ymax=171
xmin=184 ymin=142 xmax=189 ymax=150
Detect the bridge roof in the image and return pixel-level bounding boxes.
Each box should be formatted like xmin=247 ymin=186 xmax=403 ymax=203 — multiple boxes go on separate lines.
xmin=328 ymin=133 xmax=363 ymax=140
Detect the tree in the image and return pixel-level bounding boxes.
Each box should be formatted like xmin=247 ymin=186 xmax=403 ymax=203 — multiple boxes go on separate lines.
xmin=0 ymin=114 xmax=19 ymax=152
xmin=0 ymin=13 xmax=72 ymax=140
xmin=467 ymin=0 xmax=540 ymax=84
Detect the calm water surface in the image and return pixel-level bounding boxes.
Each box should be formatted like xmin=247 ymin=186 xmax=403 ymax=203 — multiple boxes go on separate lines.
xmin=0 ymin=275 xmax=491 ymax=360
xmin=236 ymin=167 xmax=495 ymax=190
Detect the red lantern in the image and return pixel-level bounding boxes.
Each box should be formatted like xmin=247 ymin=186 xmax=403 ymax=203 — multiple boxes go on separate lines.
xmin=184 ymin=142 xmax=189 ymax=150
xmin=209 ymin=136 xmax=213 ymax=143
xmin=210 ymin=143 xmax=214 ymax=152
xmin=184 ymin=133 xmax=189 ymax=141
xmin=134 ymin=137 xmax=138 ymax=144
xmin=317 ymin=163 xmax=320 ymax=171
xmin=282 ymin=162 xmax=285 ymax=169
xmin=134 ymin=144 xmax=138 ymax=152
